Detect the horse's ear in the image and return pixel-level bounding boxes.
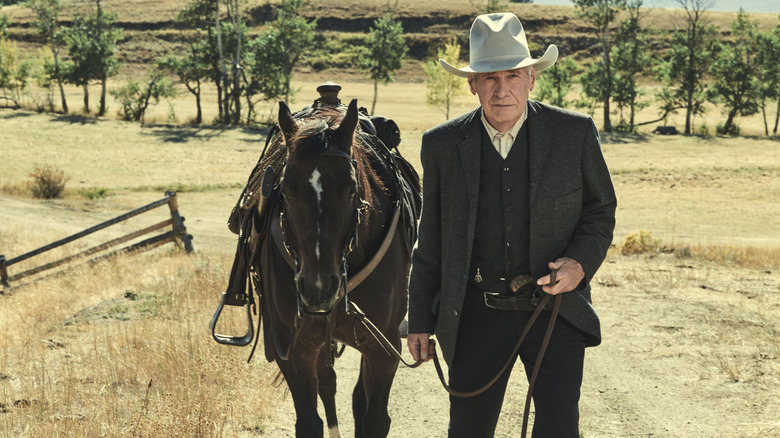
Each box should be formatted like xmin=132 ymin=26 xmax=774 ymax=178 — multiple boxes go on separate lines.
xmin=278 ymin=101 xmax=296 ymax=147
xmin=334 ymin=99 xmax=358 ymax=155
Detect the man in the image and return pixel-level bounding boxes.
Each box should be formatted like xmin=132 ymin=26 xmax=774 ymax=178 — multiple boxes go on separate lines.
xmin=407 ymin=13 xmax=617 ymax=438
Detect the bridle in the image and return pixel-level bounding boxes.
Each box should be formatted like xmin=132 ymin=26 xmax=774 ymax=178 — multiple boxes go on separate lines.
xmin=277 ymin=146 xmax=368 ymax=318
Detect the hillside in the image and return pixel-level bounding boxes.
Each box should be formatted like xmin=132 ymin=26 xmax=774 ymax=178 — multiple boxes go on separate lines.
xmin=2 ymin=0 xmax=779 ymax=81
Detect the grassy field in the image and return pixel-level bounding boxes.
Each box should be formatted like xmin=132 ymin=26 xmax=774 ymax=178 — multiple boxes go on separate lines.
xmin=1 ymin=72 xmax=779 ymax=436
xmin=1 ymin=1 xmax=779 ymax=435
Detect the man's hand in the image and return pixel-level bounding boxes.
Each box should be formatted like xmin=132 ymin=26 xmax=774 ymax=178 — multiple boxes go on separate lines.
xmin=536 ymin=257 xmax=584 ymax=295
xmin=407 ymin=333 xmax=435 ymax=362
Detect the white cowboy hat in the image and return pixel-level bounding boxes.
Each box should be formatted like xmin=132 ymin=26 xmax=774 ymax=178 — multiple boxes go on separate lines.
xmin=440 ymin=13 xmax=558 ymax=78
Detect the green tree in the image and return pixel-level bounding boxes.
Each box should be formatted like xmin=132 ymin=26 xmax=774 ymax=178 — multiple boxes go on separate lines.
xmin=212 ymin=0 xmax=248 ymax=124
xmin=535 ymin=56 xmax=579 ymax=108
xmin=0 ymin=41 xmax=31 ymax=108
xmin=611 ymin=0 xmax=651 ymax=132
xmin=157 ymin=45 xmax=209 ymax=124
xmin=176 ymin=0 xmax=230 ymax=123
xmin=709 ymin=9 xmax=761 ymax=136
xmin=63 ymin=1 xmax=121 ymax=115
xmin=27 ymin=0 xmax=70 ymax=113
xmin=0 ymin=14 xmax=8 ymax=38
xmin=110 ymin=70 xmax=177 ymax=123
xmin=252 ymin=0 xmax=316 ymax=107
xmin=755 ymin=18 xmax=780 ymax=135
xmin=424 ymin=40 xmax=467 ymax=120
xmin=471 ymin=0 xmax=508 ymax=13
xmin=655 ymin=0 xmax=717 ymax=135
xmin=360 ymin=14 xmax=407 ymax=115
xmin=573 ymin=0 xmax=627 ymax=133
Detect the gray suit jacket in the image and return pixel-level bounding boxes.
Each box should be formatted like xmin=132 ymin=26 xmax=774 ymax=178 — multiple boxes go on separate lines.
xmin=408 ymin=100 xmax=617 ymax=366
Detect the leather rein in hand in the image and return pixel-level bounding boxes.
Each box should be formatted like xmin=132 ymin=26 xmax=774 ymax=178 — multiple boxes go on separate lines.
xmin=353 ymin=270 xmax=562 ymax=438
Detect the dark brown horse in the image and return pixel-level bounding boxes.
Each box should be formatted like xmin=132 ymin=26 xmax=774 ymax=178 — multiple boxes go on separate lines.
xmin=253 ymin=99 xmax=417 ymax=437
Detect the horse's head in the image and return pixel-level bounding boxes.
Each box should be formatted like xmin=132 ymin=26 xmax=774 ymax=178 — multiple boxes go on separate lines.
xmin=277 ymin=99 xmax=361 ymax=315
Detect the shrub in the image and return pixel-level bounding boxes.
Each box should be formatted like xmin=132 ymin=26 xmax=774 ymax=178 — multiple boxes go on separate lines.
xmin=620 ymin=229 xmax=661 ymax=255
xmin=78 ymin=187 xmax=110 ymax=200
xmin=27 ymin=164 xmax=69 ymax=199
xmin=111 ymin=71 xmax=176 ymax=122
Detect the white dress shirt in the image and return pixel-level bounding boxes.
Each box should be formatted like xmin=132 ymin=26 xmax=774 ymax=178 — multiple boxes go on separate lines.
xmin=479 ymin=105 xmax=528 ymax=159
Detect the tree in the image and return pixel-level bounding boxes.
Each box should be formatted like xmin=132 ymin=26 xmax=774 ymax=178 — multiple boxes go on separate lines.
xmin=27 ymin=0 xmax=70 ymax=113
xmin=63 ymin=1 xmax=121 ymax=115
xmin=535 ymin=56 xmax=579 ymax=108
xmin=424 ymin=40 xmax=467 ymax=120
xmin=709 ymin=9 xmax=761 ymax=136
xmin=360 ymin=14 xmax=407 ymax=115
xmin=470 ymin=0 xmax=508 ymax=13
xmin=176 ymin=0 xmax=233 ymax=123
xmin=212 ymin=0 xmax=247 ymax=125
xmin=655 ymin=0 xmax=717 ymax=135
xmin=0 ymin=14 xmax=8 ymax=38
xmin=252 ymin=0 xmax=317 ymax=107
xmin=110 ymin=69 xmax=177 ymax=123
xmin=0 ymin=38 xmax=31 ymax=108
xmin=611 ymin=0 xmax=651 ymax=132
xmin=573 ymin=0 xmax=627 ymax=133
xmin=157 ymin=46 xmax=209 ymax=124
xmin=755 ymin=18 xmax=780 ymax=135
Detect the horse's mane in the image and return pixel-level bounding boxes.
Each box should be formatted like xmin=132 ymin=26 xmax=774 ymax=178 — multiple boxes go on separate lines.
xmin=288 ymin=106 xmax=386 ymax=213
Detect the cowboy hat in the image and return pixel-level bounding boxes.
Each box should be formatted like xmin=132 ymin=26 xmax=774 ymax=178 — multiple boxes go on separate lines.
xmin=440 ymin=13 xmax=558 ymax=78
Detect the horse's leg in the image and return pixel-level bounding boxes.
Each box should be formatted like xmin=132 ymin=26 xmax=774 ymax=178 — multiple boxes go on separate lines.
xmin=352 ymin=348 xmax=400 ymax=438
xmin=318 ymin=346 xmax=342 ymax=438
xmin=351 ymin=359 xmax=368 ymax=437
xmin=276 ymin=355 xmax=325 ymax=438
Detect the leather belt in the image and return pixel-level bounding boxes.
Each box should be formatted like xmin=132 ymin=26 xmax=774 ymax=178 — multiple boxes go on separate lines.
xmin=466 ymin=286 xmax=552 ymax=312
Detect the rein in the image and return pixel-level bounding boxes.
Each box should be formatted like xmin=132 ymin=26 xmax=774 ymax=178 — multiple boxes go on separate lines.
xmin=349 ymin=271 xmax=562 ymax=438
xmin=433 ymin=292 xmax=562 ymax=438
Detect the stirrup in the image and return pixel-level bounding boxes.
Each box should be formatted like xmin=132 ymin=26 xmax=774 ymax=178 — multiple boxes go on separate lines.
xmin=210 ymin=291 xmax=254 ymax=346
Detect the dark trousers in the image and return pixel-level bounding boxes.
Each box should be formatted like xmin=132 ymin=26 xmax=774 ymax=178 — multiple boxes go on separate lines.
xmin=448 ymin=294 xmax=587 ymax=438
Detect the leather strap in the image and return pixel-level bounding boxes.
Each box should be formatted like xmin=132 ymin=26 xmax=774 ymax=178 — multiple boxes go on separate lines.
xmin=270 ymin=202 xmax=402 ymax=293
xmin=431 ymin=270 xmax=563 ymax=438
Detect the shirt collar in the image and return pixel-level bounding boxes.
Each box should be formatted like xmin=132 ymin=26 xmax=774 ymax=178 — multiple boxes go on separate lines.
xmin=479 ymin=104 xmax=528 ymax=142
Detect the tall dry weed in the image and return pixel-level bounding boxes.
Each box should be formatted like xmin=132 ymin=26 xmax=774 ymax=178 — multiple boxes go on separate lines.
xmin=618 ymin=230 xmax=779 ymax=270
xmin=0 ymin=249 xmax=278 ymax=437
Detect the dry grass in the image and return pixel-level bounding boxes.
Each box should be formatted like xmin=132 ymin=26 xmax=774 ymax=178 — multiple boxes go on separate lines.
xmin=0 ymin=238 xmax=279 ymax=437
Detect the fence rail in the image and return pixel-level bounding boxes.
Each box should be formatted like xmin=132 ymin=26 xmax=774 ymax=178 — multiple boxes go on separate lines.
xmin=1 ymin=191 xmax=193 ymax=291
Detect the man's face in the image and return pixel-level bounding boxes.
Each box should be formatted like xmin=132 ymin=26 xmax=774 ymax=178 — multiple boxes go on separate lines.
xmin=468 ymin=67 xmax=536 ymax=132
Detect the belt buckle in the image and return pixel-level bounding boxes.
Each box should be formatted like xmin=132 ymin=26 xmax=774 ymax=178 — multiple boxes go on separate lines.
xmin=483 ymin=291 xmax=501 ymax=309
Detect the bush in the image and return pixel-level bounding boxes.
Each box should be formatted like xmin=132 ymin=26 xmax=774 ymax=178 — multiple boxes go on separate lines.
xmin=716 ymin=122 xmax=740 ymax=137
xmin=111 ymin=71 xmax=176 ymax=122
xmin=77 ymin=187 xmax=111 ymax=200
xmin=620 ymin=229 xmax=661 ymax=255
xmin=27 ymin=164 xmax=69 ymax=199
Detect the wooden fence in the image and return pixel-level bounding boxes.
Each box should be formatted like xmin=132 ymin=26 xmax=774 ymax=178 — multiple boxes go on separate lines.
xmin=0 ymin=191 xmax=193 ymax=291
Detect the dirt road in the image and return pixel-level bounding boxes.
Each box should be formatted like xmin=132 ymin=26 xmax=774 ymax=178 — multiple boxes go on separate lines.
xmin=257 ymin=256 xmax=780 ymax=437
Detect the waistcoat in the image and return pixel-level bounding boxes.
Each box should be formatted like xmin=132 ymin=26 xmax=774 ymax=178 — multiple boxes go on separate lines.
xmin=469 ymin=123 xmax=531 ymax=293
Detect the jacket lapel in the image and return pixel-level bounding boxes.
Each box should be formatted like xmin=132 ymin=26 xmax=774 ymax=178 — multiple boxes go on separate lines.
xmin=457 ymin=109 xmax=482 ymax=223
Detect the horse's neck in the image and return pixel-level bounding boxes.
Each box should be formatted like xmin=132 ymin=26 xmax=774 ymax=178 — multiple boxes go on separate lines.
xmin=350 ymin=163 xmax=394 ymax=265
